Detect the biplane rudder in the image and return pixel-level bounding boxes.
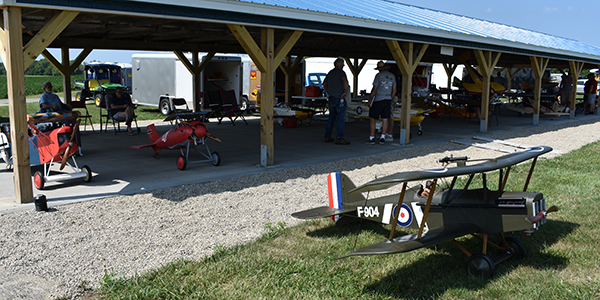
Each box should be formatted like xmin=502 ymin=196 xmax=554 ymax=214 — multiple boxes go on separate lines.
xmin=327 ymin=172 xmax=365 ymax=221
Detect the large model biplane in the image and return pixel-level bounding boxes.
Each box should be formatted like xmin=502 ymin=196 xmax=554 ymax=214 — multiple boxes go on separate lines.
xmin=293 ymin=146 xmax=557 ymax=278
xmin=130 ymin=112 xmax=221 ymax=170
xmin=456 ymin=51 xmax=506 ymax=95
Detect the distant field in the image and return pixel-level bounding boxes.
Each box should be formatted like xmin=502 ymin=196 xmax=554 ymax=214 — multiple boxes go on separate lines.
xmin=0 ymin=75 xmax=84 ymax=99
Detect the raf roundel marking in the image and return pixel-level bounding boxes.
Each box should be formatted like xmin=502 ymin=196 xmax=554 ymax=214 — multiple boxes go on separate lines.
xmin=394 ymin=203 xmax=413 ymax=227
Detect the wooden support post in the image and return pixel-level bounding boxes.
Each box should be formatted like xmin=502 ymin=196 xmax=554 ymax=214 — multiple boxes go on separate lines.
xmin=227 ymin=24 xmax=302 ymax=166
xmin=505 ymin=67 xmax=522 ymax=96
xmin=344 ymin=57 xmax=368 ymax=97
xmin=473 ymin=50 xmax=502 ymax=132
xmin=442 ymin=63 xmax=457 ymax=100
xmin=42 ymin=48 xmax=92 ymax=102
xmin=569 ymin=61 xmax=584 ymax=119
xmin=386 ymin=40 xmax=428 ymax=145
xmin=61 ymin=48 xmax=72 ymax=103
xmin=174 ymin=50 xmax=215 ymax=112
xmin=278 ymin=54 xmax=303 ymax=105
xmin=529 ymin=56 xmax=550 ymax=125
xmin=4 ymin=7 xmax=33 ymax=203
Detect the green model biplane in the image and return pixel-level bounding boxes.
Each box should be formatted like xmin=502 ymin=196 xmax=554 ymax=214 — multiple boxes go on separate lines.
xmin=293 ymin=146 xmax=558 ymax=278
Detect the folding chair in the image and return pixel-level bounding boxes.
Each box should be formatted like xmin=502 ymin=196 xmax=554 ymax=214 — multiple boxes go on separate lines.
xmin=105 ymin=98 xmax=140 ymax=135
xmin=99 ymin=99 xmax=110 ymax=132
xmin=219 ymin=90 xmax=248 ymax=125
xmin=206 ymin=90 xmax=224 ymax=123
xmin=70 ymin=101 xmax=94 ymax=132
xmin=172 ymin=98 xmax=192 ymax=114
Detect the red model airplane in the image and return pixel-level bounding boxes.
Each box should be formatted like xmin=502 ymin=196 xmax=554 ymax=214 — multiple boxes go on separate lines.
xmin=130 ymin=113 xmax=221 ymax=170
xmin=28 ymin=120 xmax=92 ymax=189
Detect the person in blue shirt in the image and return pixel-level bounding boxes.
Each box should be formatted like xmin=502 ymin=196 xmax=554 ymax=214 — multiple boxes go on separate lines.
xmin=39 ymin=81 xmax=71 ymax=113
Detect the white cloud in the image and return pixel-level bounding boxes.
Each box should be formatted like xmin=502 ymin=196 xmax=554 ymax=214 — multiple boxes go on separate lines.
xmin=485 ymin=7 xmax=493 ymax=13
xmin=543 ymin=6 xmax=558 ymax=13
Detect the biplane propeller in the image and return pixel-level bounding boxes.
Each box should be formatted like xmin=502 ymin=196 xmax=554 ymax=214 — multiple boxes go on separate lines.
xmin=293 ymin=146 xmax=558 ymax=278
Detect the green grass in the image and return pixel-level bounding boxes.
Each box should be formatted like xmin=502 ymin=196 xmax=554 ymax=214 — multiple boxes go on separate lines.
xmin=0 ymin=75 xmax=84 ymax=98
xmin=96 ymin=142 xmax=600 ymax=299
xmin=0 ymin=97 xmax=164 ymax=125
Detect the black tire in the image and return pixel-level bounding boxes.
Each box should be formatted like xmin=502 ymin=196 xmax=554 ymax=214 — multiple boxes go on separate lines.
xmin=466 ymin=253 xmax=495 ymax=278
xmin=75 ymin=92 xmax=83 ymax=102
xmin=505 ymin=237 xmax=525 ymax=259
xmin=34 ymin=171 xmax=45 ymax=190
xmin=211 ymin=151 xmax=221 ymax=166
xmin=160 ymin=98 xmax=172 ymax=116
xmin=417 ymin=130 xmax=423 ymax=136
xmin=81 ymin=165 xmax=92 ymax=183
xmin=177 ymin=155 xmax=187 ymax=170
xmin=94 ymin=94 xmax=103 ymax=107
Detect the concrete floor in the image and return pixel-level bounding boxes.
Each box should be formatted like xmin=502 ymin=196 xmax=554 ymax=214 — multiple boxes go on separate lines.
xmin=1 ymin=108 xmax=598 ymax=214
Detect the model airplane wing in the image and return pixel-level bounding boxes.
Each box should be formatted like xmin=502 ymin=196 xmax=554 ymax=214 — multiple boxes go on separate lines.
xmin=349 ymin=146 xmax=552 ymax=194
xmin=338 ymin=223 xmax=480 ymax=258
xmin=291 ymin=206 xmax=357 ymax=219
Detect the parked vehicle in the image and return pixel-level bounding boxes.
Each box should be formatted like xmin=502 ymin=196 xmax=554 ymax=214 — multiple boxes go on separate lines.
xmin=73 ymin=63 xmax=127 ymax=106
xmin=131 ymin=53 xmax=251 ymax=116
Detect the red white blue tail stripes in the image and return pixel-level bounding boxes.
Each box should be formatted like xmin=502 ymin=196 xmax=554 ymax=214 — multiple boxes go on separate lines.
xmin=328 ymin=172 xmax=343 ymax=221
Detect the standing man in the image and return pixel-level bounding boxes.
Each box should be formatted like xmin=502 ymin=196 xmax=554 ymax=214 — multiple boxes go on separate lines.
xmin=323 ymin=57 xmax=351 ymax=145
xmin=583 ymin=73 xmax=597 ymax=115
xmin=107 ymin=87 xmax=136 ymax=135
xmin=366 ymin=61 xmax=396 ymax=144
xmin=559 ymin=73 xmax=572 ymax=109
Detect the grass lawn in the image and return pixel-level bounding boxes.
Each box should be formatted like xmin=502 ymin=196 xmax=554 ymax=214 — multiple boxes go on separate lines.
xmin=96 ymin=142 xmax=600 ymax=299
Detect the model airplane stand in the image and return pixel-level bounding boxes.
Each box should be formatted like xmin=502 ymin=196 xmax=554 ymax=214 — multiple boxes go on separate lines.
xmin=27 ymin=120 xmax=92 ymax=190
xmin=131 ymin=113 xmax=221 ymax=170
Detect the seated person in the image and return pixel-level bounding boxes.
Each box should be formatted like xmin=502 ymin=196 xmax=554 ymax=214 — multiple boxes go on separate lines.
xmin=417 ymin=180 xmax=434 ymax=198
xmin=107 ymin=87 xmax=136 ymax=135
xmin=39 ymin=81 xmax=72 ymax=113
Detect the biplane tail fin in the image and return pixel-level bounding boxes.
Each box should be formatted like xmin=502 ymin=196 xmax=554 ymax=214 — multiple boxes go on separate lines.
xmin=328 ymin=172 xmax=365 ymax=221
xmin=146 ymin=124 xmax=160 ymax=143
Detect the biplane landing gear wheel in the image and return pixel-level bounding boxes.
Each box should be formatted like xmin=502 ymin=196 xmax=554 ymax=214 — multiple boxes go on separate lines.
xmin=417 ymin=130 xmax=423 ymax=136
xmin=34 ymin=171 xmax=45 ymax=190
xmin=466 ymin=253 xmax=495 ymax=278
xmin=176 ymin=155 xmax=187 ymax=170
xmin=81 ymin=165 xmax=92 ymax=183
xmin=211 ymin=151 xmax=221 ymax=166
xmin=505 ymin=237 xmax=525 ymax=259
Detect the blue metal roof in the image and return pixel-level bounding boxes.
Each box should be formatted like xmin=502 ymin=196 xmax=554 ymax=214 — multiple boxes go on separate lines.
xmin=238 ymin=0 xmax=600 ymax=59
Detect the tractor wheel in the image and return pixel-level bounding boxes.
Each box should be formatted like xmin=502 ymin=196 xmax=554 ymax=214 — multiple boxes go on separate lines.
xmin=34 ymin=171 xmax=45 ymax=190
xmin=94 ymin=94 xmax=103 ymax=107
xmin=75 ymin=92 xmax=83 ymax=102
xmin=160 ymin=98 xmax=172 ymax=116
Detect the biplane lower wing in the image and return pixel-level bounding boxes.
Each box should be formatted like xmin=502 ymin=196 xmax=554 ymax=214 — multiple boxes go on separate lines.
xmin=339 ymin=223 xmax=480 ymax=258
xmin=291 ymin=206 xmax=357 ymax=220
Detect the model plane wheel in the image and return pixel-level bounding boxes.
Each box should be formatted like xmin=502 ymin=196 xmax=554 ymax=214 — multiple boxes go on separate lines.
xmin=81 ymin=165 xmax=92 ymax=183
xmin=417 ymin=130 xmax=423 ymax=136
xmin=466 ymin=253 xmax=495 ymax=278
xmin=505 ymin=237 xmax=525 ymax=259
xmin=34 ymin=171 xmax=45 ymax=190
xmin=177 ymin=155 xmax=187 ymax=170
xmin=211 ymin=151 xmax=221 ymax=166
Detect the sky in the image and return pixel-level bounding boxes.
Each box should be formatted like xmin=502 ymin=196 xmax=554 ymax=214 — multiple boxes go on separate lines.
xmin=43 ymin=1 xmax=600 ymax=64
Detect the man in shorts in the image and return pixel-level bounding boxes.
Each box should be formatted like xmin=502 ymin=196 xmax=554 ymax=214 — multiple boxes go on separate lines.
xmin=365 ymin=61 xmax=396 ymax=144
xmin=583 ymin=73 xmax=597 ymax=115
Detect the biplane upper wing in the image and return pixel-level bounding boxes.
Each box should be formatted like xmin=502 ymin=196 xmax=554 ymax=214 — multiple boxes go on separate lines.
xmin=338 ymin=223 xmax=480 ymax=258
xmin=349 ymin=146 xmax=553 ymax=194
xmin=291 ymin=206 xmax=357 ymax=219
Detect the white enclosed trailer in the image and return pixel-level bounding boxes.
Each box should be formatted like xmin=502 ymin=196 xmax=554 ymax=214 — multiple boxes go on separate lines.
xmin=131 ymin=53 xmax=251 ymax=115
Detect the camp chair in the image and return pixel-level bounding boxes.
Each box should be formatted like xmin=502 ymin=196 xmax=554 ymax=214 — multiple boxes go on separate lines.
xmin=206 ymin=90 xmax=224 ymax=123
xmin=219 ymin=90 xmax=248 ymax=126
xmin=172 ymin=98 xmax=192 ymax=114
xmin=105 ymin=97 xmax=140 ymax=135
xmin=70 ymin=101 xmax=94 ymax=132
xmin=98 ymin=99 xmax=110 ymax=132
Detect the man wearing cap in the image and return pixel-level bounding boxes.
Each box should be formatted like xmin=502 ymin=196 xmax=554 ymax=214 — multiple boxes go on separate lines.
xmin=322 ymin=57 xmax=351 ymax=145
xmin=365 ymin=61 xmax=396 ymax=144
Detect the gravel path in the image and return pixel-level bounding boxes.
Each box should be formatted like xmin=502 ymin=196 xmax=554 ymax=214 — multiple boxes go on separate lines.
xmin=1 ymin=118 xmax=599 ymax=299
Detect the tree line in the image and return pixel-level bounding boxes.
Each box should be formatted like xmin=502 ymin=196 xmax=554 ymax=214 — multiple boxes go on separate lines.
xmin=0 ymin=58 xmax=85 ymax=76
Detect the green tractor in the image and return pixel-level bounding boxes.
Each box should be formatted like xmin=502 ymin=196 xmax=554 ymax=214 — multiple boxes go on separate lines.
xmin=74 ymin=63 xmax=127 ymax=106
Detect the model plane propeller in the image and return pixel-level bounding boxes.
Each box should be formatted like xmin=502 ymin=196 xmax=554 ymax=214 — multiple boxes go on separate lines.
xmin=293 ymin=146 xmax=557 ymax=278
